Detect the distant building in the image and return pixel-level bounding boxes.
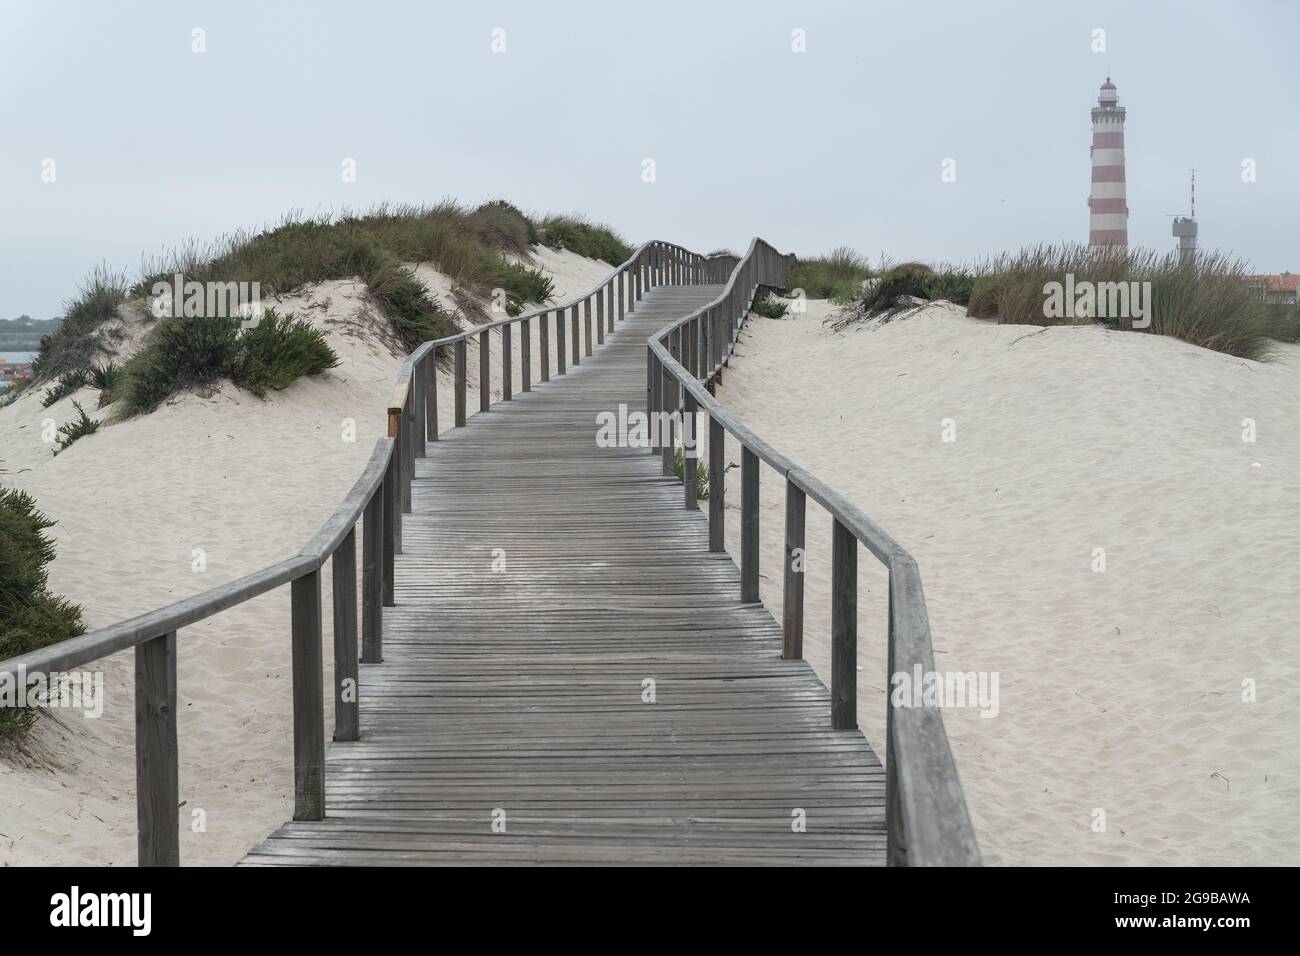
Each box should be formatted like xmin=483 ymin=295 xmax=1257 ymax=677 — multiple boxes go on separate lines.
xmin=1088 ymin=78 xmax=1129 ymax=251
xmin=1243 ymin=273 xmax=1300 ymax=305
xmin=0 ymin=359 xmax=34 ymax=391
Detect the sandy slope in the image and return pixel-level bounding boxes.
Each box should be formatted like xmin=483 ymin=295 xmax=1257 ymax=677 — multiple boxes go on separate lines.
xmin=0 ymin=248 xmax=614 ymax=866
xmin=710 ymin=300 xmax=1300 ymax=866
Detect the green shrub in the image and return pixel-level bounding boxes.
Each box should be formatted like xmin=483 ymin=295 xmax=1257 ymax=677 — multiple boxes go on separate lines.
xmin=468 ymin=200 xmax=537 ymax=254
xmin=493 ymin=260 xmax=555 ymax=315
xmin=120 ymin=310 xmax=340 ymax=415
xmin=672 ymin=446 xmax=710 ymax=500
xmin=0 ymin=487 xmax=86 ymax=737
xmin=41 ymin=368 xmax=89 ymax=407
xmin=788 ymin=246 xmax=872 ymax=302
xmin=54 ymin=400 xmax=100 ymax=453
xmin=536 ymin=215 xmax=634 ymax=266
xmin=236 ymin=312 xmax=341 ymax=396
xmin=751 ymin=295 xmax=789 ymax=319
xmin=32 ymin=265 xmax=128 ymax=382
xmin=88 ymin=361 xmax=123 ymax=407
xmin=966 ymin=245 xmax=1273 ymax=360
xmin=1260 ymin=304 xmax=1300 ymax=343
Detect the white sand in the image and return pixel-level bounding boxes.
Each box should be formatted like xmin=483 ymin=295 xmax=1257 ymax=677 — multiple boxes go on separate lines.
xmin=711 ymin=300 xmax=1300 ymax=866
xmin=0 ymin=248 xmax=614 ymax=866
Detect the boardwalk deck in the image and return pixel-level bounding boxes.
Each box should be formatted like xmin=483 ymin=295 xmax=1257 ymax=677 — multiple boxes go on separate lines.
xmin=242 ymin=285 xmax=886 ymax=866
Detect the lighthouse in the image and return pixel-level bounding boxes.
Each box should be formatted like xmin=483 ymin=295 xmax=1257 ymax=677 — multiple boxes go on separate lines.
xmin=1088 ymin=77 xmax=1128 ymax=250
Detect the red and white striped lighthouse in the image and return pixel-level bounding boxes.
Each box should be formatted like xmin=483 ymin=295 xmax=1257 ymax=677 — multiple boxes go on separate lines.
xmin=1088 ymin=77 xmax=1128 ymax=250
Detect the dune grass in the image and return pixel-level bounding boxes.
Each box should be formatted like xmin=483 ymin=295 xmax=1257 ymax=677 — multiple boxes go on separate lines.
xmin=0 ymin=487 xmax=86 ymax=736
xmin=31 ymin=266 xmax=128 ymax=382
xmin=788 ymin=246 xmax=873 ymax=302
xmin=40 ymin=368 xmax=89 ymax=407
xmin=839 ymin=243 xmax=1279 ymax=362
xmin=54 ymin=400 xmax=100 ymax=453
xmin=534 ymin=214 xmax=635 ymax=266
xmin=118 ymin=310 xmax=339 ymax=416
xmin=751 ymin=295 xmax=789 ymax=319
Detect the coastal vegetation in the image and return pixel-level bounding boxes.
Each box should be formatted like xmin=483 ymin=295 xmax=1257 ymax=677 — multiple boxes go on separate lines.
xmin=0 ymin=487 xmax=86 ymax=737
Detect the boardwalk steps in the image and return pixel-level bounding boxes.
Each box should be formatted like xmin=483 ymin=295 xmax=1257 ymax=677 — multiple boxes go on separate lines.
xmin=241 ymin=284 xmax=888 ymax=865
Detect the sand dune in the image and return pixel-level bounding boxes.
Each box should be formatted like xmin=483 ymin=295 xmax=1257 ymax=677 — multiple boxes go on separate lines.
xmin=0 ymin=249 xmax=614 ymax=866
xmin=711 ymin=300 xmax=1300 ymax=866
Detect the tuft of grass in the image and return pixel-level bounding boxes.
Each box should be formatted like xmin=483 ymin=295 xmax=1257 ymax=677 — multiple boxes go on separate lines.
xmin=88 ymin=361 xmax=123 ymax=407
xmin=0 ymin=486 xmax=86 ymax=736
xmin=32 ymin=265 xmax=128 ymax=382
xmin=788 ymin=246 xmax=873 ymax=302
xmin=672 ymin=446 xmax=711 ymax=500
xmin=535 ymin=214 xmax=634 ymax=266
xmin=54 ymin=400 xmax=100 ymax=453
xmin=751 ymin=295 xmax=789 ymax=319
xmin=41 ymin=368 xmax=89 ymax=407
xmin=859 ymin=268 xmax=975 ymax=315
xmin=928 ymin=244 xmax=1274 ymax=361
xmin=493 ymin=260 xmax=555 ymax=316
xmin=119 ymin=310 xmax=340 ymax=416
xmin=466 ymin=200 xmax=537 ymax=256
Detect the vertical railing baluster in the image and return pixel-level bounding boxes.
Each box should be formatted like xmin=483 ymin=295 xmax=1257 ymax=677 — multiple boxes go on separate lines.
xmin=521 ymin=318 xmax=531 ymax=392
xmin=362 ymin=480 xmax=384 ymax=661
xmin=596 ymin=289 xmax=605 ymax=345
xmin=403 ymin=394 xmax=414 ymax=515
xmin=425 ymin=351 xmax=438 ymax=442
xmin=571 ymin=305 xmax=580 ymax=366
xmin=291 ymin=567 xmax=325 ymax=821
xmin=332 ymin=527 xmax=359 ymax=741
xmin=585 ymin=297 xmax=594 ymax=354
xmin=502 ymin=322 xmax=512 ymax=401
xmin=783 ymin=480 xmax=806 ymax=660
xmin=557 ymin=310 xmax=567 ymax=375
xmin=454 ymin=339 xmax=467 ymax=427
xmin=741 ymin=446 xmax=759 ymax=602
xmin=661 ymin=365 xmax=675 ymax=477
xmin=541 ymin=312 xmax=551 ymax=382
xmin=684 ymin=391 xmax=698 ymax=510
xmin=831 ymin=518 xmax=858 ymax=730
xmin=135 ymin=630 xmax=179 ymax=866
xmin=411 ymin=362 xmax=426 ymax=459
xmin=709 ymin=416 xmax=725 ymax=551
xmin=382 ymin=443 xmax=397 ymax=603
xmin=479 ymin=329 xmax=490 ymax=412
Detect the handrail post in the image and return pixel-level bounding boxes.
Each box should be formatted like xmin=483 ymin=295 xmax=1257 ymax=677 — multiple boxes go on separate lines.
xmin=570 ymin=305 xmax=580 ymax=366
xmin=585 ymin=297 xmax=593 ymax=353
xmin=362 ymin=481 xmax=384 ymax=661
xmin=709 ymin=416 xmax=725 ymax=551
xmin=557 ymin=310 xmax=567 ymax=375
xmin=291 ymin=567 xmax=325 ymax=821
xmin=683 ymin=391 xmax=698 ymax=510
xmin=403 ymin=395 xmax=414 ymax=515
xmin=647 ymin=352 xmax=660 ymax=453
xmin=479 ymin=329 xmax=490 ymax=412
xmin=831 ymin=518 xmax=857 ymax=730
xmin=412 ymin=362 xmax=426 ymax=459
xmin=741 ymin=447 xmax=759 ymax=602
xmin=454 ymin=338 xmax=467 ymax=427
xmin=521 ymin=318 xmax=531 ymax=392
xmin=783 ymin=480 xmax=806 ymax=659
xmin=135 ymin=630 xmax=178 ymax=866
xmin=332 ymin=526 xmax=359 ymax=742
xmin=540 ymin=312 xmax=551 ymax=382
xmin=886 ymin=564 xmax=904 ymax=865
xmin=382 ymin=447 xmax=397 ymax=605
xmin=502 ymin=322 xmax=512 ymax=401
xmin=618 ymin=270 xmax=626 ymax=320
xmin=387 ymin=407 xmax=404 ymax=550
xmin=425 ymin=351 xmax=438 ymax=442
xmin=661 ymin=365 xmax=675 ymax=477
xmin=596 ymin=290 xmax=605 ymax=345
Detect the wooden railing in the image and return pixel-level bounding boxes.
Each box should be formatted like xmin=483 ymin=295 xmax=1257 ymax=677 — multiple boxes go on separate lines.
xmin=645 ymin=237 xmax=981 ymax=866
xmin=0 ymin=237 xmax=725 ymax=866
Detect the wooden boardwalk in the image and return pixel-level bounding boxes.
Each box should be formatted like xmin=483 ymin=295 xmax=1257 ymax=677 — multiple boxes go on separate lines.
xmin=242 ymin=285 xmax=886 ymax=865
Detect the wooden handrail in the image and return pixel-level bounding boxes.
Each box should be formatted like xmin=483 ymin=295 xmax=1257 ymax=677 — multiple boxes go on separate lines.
xmin=0 ymin=236 xmax=724 ymax=866
xmin=644 ymin=238 xmax=981 ymax=867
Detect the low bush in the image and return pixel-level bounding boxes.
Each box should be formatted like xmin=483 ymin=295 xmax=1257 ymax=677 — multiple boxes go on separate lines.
xmin=32 ymin=265 xmax=128 ymax=382
xmin=54 ymin=400 xmax=100 ymax=452
xmin=88 ymin=361 xmax=123 ymax=407
xmin=119 ymin=310 xmax=340 ymax=416
xmin=787 ymin=246 xmax=873 ymax=302
xmin=41 ymin=368 xmax=89 ymax=407
xmin=0 ymin=487 xmax=86 ymax=737
xmin=535 ymin=215 xmax=634 ymax=266
xmin=751 ymin=295 xmax=789 ymax=319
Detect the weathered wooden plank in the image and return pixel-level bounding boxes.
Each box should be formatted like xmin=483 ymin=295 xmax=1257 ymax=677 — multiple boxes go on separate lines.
xmin=135 ymin=631 xmax=178 ymax=866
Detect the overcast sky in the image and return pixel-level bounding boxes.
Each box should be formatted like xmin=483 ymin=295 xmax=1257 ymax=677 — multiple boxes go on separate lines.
xmin=2 ymin=0 xmax=1296 ymax=318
